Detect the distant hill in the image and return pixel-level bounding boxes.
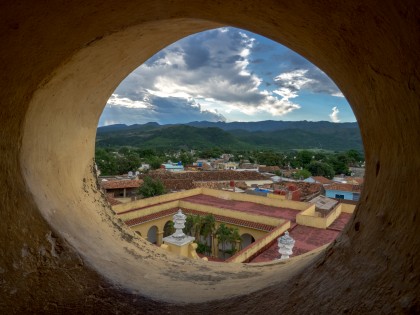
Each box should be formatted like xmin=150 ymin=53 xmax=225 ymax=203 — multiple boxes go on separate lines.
xmin=96 ymin=120 xmax=363 ymax=152
xmin=185 ymin=120 xmax=359 ymax=132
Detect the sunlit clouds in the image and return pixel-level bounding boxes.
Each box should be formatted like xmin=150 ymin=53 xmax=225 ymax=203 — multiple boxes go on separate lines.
xmin=98 ymin=27 xmax=354 ymax=126
xmin=329 ymin=106 xmax=340 ymax=122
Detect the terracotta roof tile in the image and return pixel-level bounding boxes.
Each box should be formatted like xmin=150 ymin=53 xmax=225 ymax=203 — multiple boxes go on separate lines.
xmin=101 ymin=179 xmax=143 ymax=190
xmin=258 ymin=166 xmax=280 ymax=172
xmin=344 ymin=177 xmax=364 ymax=185
xmin=326 ymin=183 xmax=362 ymax=193
xmin=312 ymin=176 xmax=333 ymax=185
xmin=107 ymin=196 xmax=122 ymax=206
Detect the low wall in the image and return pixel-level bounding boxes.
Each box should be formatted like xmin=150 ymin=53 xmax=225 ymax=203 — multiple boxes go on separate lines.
xmin=267 ymin=193 xmax=286 ymax=200
xmin=226 ymin=221 xmax=291 ymax=263
xmin=341 ymin=203 xmax=356 ymax=213
xmin=118 ymin=200 xmax=180 ymax=222
xmin=113 ymin=188 xmax=202 ymax=213
xmin=296 ymin=204 xmax=342 ymax=229
xmin=161 ymin=241 xmax=201 ymax=260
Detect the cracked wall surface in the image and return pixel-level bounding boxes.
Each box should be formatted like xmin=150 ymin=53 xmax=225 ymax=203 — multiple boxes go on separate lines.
xmin=0 ymin=0 xmax=419 ymax=313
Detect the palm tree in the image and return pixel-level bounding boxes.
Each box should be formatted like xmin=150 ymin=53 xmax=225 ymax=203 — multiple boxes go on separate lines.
xmin=163 ymin=221 xmax=175 ymax=237
xmin=201 ymin=214 xmax=216 ymax=256
xmin=183 ymin=214 xmax=194 ymax=236
xmin=216 ymin=223 xmax=231 ymax=259
xmin=191 ymin=214 xmax=203 ymax=242
xmin=229 ymin=227 xmax=242 ymax=254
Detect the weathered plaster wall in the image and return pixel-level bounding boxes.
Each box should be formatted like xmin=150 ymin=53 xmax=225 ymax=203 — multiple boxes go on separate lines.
xmin=1 ymin=0 xmax=419 ymax=313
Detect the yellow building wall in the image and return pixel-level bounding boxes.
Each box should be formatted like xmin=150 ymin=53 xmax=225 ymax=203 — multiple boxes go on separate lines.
xmin=267 ymin=193 xmax=286 ymax=200
xmin=113 ymin=188 xmax=202 ymax=214
xmin=118 ymin=200 xmax=179 ymax=222
xmin=341 ymin=203 xmax=356 ymax=213
xmin=161 ymin=242 xmax=202 ymax=260
xmin=130 ymin=215 xmax=174 ymax=244
xmin=296 ymin=204 xmax=342 ymax=229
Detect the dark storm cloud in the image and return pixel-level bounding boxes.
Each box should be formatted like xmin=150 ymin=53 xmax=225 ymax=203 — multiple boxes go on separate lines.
xmin=182 ymin=37 xmax=211 ymax=70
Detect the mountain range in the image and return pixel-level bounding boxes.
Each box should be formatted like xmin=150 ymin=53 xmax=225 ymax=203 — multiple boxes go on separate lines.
xmin=96 ymin=120 xmax=362 ymax=152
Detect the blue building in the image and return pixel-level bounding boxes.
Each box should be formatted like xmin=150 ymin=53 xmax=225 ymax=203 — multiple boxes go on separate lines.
xmin=161 ymin=163 xmax=184 ymax=172
xmin=325 ymin=183 xmax=361 ymax=201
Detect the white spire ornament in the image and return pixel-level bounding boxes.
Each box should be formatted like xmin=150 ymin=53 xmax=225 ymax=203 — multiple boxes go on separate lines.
xmin=278 ymin=231 xmax=295 ymax=260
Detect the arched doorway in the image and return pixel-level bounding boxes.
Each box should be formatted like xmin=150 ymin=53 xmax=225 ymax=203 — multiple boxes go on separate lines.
xmin=241 ymin=233 xmax=256 ymax=249
xmin=147 ymin=226 xmax=158 ymax=244
xmin=163 ymin=220 xmax=175 ymax=237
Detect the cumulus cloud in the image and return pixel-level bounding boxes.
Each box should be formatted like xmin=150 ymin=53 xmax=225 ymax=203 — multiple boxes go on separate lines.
xmin=99 ymin=94 xmax=225 ymax=126
xmin=103 ymin=28 xmax=301 ymax=125
xmin=329 ymin=106 xmax=340 ymax=122
xmin=271 ymin=51 xmax=344 ymax=98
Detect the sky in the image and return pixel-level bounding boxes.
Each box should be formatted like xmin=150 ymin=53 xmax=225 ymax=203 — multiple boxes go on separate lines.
xmin=98 ymin=27 xmax=355 ymax=126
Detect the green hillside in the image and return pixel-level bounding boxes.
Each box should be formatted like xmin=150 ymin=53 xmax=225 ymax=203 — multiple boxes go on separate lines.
xmin=96 ymin=122 xmax=363 ymax=152
xmin=96 ymin=124 xmax=252 ymax=150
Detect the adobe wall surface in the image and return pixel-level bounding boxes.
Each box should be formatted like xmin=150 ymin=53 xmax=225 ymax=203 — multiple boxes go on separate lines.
xmin=1 ymin=0 xmax=419 ymax=313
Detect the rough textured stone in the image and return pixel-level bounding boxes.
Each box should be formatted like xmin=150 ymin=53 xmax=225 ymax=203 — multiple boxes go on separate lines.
xmin=0 ymin=0 xmax=419 ymax=313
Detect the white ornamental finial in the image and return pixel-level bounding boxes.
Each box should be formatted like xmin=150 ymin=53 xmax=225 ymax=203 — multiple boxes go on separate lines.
xmin=172 ymin=209 xmax=187 ymax=240
xmin=278 ymin=231 xmax=295 ymax=260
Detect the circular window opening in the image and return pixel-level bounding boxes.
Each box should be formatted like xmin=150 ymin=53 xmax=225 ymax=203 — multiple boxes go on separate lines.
xmin=95 ymin=27 xmax=364 ymax=265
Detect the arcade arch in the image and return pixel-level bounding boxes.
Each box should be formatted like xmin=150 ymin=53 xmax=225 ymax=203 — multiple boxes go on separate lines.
xmin=241 ymin=233 xmax=256 ymax=249
xmin=147 ymin=226 xmax=158 ymax=244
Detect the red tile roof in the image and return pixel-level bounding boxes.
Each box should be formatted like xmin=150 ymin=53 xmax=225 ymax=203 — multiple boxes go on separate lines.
xmin=101 ymin=179 xmax=143 ymax=190
xmin=326 ymin=183 xmax=362 ymax=193
xmin=106 ymin=196 xmax=122 ymax=206
xmin=344 ymin=177 xmax=364 ymax=185
xmin=259 ymin=166 xmax=280 ymax=172
xmin=249 ymin=224 xmax=344 ymax=263
xmin=124 ymin=208 xmax=177 ymax=226
xmin=312 ymin=176 xmax=333 ymax=185
xmin=182 ymin=194 xmax=299 ymax=221
xmin=327 ymin=213 xmax=352 ymax=231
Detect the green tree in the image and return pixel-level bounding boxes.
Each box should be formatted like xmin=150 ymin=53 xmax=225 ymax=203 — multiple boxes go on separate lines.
xmin=307 ymin=161 xmax=335 ymax=179
xmin=297 ymin=150 xmax=313 ymax=168
xmin=191 ymin=214 xmax=203 ymax=242
xmin=179 ymin=151 xmax=194 ymax=166
xmin=328 ymin=154 xmax=350 ymax=175
xmin=228 ymin=227 xmax=242 ymax=254
xmin=184 ymin=214 xmax=194 ymax=236
xmin=138 ymin=176 xmax=166 ymax=198
xmin=216 ymin=223 xmax=232 ymax=259
xmin=346 ymin=149 xmax=364 ymax=166
xmin=201 ymin=214 xmax=216 ymax=256
xmin=95 ymin=148 xmax=118 ymax=175
xmin=147 ymin=156 xmax=164 ymax=170
xmin=184 ymin=214 xmax=216 ymax=256
xmin=292 ymin=168 xmax=312 ymax=180
xmin=255 ymin=151 xmax=281 ymax=166
xmin=163 ymin=221 xmax=175 ymax=237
